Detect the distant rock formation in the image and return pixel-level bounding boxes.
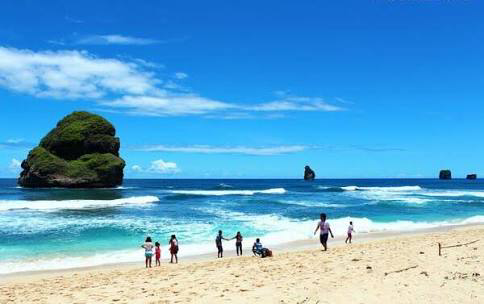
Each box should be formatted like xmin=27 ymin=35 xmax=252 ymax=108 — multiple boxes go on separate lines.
xmin=18 ymin=111 xmax=125 ymax=188
xmin=466 ymin=174 xmax=477 ymax=180
xmin=439 ymin=170 xmax=452 ymax=180
xmin=304 ymin=165 xmax=315 ymax=180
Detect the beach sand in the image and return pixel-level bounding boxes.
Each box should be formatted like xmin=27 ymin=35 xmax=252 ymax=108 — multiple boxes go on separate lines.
xmin=1 ymin=225 xmax=483 ymax=304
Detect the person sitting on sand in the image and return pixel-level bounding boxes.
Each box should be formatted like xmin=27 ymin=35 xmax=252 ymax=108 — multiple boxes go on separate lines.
xmin=314 ymin=213 xmax=334 ymax=251
xmin=141 ymin=237 xmax=154 ymax=268
xmin=252 ymin=238 xmax=263 ymax=256
xmin=155 ymin=242 xmax=161 ymax=266
xmin=216 ymin=230 xmax=230 ymax=258
xmin=345 ymin=221 xmax=355 ymax=244
xmin=169 ymin=235 xmax=179 ymax=264
xmin=232 ymin=231 xmax=244 ymax=256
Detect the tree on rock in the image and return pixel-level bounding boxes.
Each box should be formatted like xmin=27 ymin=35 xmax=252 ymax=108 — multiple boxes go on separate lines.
xmin=18 ymin=112 xmax=125 ymax=188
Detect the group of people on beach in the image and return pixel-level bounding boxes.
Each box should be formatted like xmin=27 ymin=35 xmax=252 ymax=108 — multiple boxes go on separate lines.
xmin=313 ymin=213 xmax=355 ymax=251
xmin=141 ymin=235 xmax=179 ymax=268
xmin=141 ymin=213 xmax=354 ymax=267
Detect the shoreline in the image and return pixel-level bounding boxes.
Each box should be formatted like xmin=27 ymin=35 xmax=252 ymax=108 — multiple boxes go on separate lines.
xmin=1 ymin=224 xmax=482 ymax=303
xmin=1 ymin=222 xmax=480 ymax=281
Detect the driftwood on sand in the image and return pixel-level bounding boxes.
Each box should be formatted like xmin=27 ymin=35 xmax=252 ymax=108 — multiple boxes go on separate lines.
xmin=384 ymin=265 xmax=418 ymax=276
xmin=438 ymin=240 xmax=479 ymax=256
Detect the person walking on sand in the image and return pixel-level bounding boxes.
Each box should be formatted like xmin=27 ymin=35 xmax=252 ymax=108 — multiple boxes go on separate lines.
xmin=215 ymin=230 xmax=230 ymax=258
xmin=345 ymin=221 xmax=355 ymax=244
xmin=155 ymin=242 xmax=161 ymax=266
xmin=141 ymin=236 xmax=154 ymax=268
xmin=314 ymin=213 xmax=334 ymax=251
xmin=169 ymin=235 xmax=179 ymax=264
xmin=232 ymin=231 xmax=243 ymax=256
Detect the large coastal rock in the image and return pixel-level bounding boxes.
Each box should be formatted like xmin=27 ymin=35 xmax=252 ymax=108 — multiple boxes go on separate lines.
xmin=18 ymin=112 xmax=125 ymax=188
xmin=304 ymin=165 xmax=316 ymax=180
xmin=466 ymin=174 xmax=477 ymax=180
xmin=439 ymin=169 xmax=452 ymax=180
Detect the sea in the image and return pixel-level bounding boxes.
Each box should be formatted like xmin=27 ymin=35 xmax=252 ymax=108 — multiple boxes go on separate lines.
xmin=1 ymin=178 xmax=483 ymax=274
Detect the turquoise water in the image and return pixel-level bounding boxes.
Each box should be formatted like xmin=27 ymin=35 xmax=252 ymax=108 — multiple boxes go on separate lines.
xmin=0 ymin=178 xmax=483 ymax=274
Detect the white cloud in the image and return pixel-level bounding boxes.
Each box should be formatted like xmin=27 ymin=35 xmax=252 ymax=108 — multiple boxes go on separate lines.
xmin=135 ymin=145 xmax=307 ymax=156
xmin=0 ymin=47 xmax=158 ymax=99
xmin=0 ymin=46 xmax=347 ymax=118
xmin=104 ymin=95 xmax=234 ymax=116
xmin=76 ymin=35 xmax=160 ymax=45
xmin=174 ymin=72 xmax=188 ymax=79
xmin=148 ymin=159 xmax=179 ymax=174
xmin=131 ymin=165 xmax=143 ymax=172
xmin=248 ymin=97 xmax=344 ymax=112
xmin=9 ymin=158 xmax=21 ymax=172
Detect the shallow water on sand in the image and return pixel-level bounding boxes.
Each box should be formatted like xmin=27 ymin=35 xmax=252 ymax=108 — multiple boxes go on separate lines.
xmin=0 ymin=178 xmax=483 ymax=274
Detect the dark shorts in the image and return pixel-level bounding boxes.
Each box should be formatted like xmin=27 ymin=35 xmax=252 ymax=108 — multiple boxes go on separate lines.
xmin=217 ymin=245 xmax=223 ymax=252
xmin=320 ymin=233 xmax=329 ymax=244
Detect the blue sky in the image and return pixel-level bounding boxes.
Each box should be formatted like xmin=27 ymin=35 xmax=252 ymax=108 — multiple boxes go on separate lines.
xmin=0 ymin=0 xmax=483 ymax=178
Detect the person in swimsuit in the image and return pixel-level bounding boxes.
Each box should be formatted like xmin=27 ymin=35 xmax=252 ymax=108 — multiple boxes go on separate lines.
xmin=215 ymin=230 xmax=229 ymax=258
xmin=345 ymin=221 xmax=355 ymax=244
xmin=169 ymin=234 xmax=179 ymax=264
xmin=155 ymin=242 xmax=161 ymax=266
xmin=141 ymin=236 xmax=154 ymax=268
xmin=313 ymin=213 xmax=334 ymax=251
xmin=232 ymin=231 xmax=243 ymax=256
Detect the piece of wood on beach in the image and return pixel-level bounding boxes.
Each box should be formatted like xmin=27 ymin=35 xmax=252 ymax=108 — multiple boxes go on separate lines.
xmin=438 ymin=239 xmax=479 ymax=256
xmin=384 ymin=265 xmax=418 ymax=276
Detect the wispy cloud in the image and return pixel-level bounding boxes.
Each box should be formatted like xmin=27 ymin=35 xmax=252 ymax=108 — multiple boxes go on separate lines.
xmin=348 ymin=145 xmax=406 ymax=152
xmin=0 ymin=46 xmax=347 ymax=118
xmin=0 ymin=139 xmax=33 ymax=149
xmin=134 ymin=145 xmax=308 ymax=156
xmin=64 ymin=16 xmax=83 ymax=24
xmin=76 ymin=35 xmax=160 ymax=45
xmin=174 ymin=72 xmax=188 ymax=80
xmin=131 ymin=160 xmax=180 ymax=174
xmin=9 ymin=158 xmax=21 ymax=172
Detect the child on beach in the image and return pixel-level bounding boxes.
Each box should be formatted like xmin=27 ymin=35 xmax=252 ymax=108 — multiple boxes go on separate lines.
xmin=155 ymin=242 xmax=161 ymax=266
xmin=169 ymin=235 xmax=179 ymax=264
xmin=313 ymin=213 xmax=334 ymax=251
xmin=232 ymin=231 xmax=243 ymax=256
xmin=215 ymin=230 xmax=230 ymax=258
xmin=345 ymin=221 xmax=355 ymax=244
xmin=141 ymin=237 xmax=154 ymax=268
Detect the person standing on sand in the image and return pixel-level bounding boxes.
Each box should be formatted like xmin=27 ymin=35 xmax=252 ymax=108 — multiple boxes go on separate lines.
xmin=345 ymin=221 xmax=355 ymax=244
xmin=314 ymin=213 xmax=334 ymax=251
xmin=232 ymin=231 xmax=243 ymax=256
xmin=169 ymin=235 xmax=179 ymax=264
xmin=141 ymin=237 xmax=154 ymax=268
xmin=215 ymin=230 xmax=230 ymax=258
xmin=155 ymin=242 xmax=161 ymax=266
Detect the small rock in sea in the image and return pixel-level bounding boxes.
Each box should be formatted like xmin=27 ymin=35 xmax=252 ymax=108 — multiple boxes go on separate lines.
xmin=472 ymin=273 xmax=480 ymax=277
xmin=420 ymin=271 xmax=429 ymax=277
xmin=351 ymin=258 xmax=361 ymax=262
xmin=419 ymin=251 xmax=425 ymax=254
xmin=366 ymin=266 xmax=372 ymax=270
xmin=304 ymin=165 xmax=316 ymax=180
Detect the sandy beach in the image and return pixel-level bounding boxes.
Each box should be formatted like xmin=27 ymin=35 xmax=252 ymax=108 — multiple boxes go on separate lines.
xmin=1 ymin=225 xmax=482 ymax=304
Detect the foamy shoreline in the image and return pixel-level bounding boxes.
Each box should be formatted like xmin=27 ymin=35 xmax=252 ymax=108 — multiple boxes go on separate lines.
xmin=1 ymin=222 xmax=481 ymax=281
xmin=1 ymin=224 xmax=482 ymax=303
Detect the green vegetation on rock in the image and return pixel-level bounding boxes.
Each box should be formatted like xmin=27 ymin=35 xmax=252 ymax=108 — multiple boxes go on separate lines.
xmin=19 ymin=111 xmax=125 ymax=188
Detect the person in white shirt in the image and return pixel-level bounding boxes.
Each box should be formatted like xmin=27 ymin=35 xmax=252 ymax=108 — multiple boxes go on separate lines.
xmin=313 ymin=213 xmax=334 ymax=251
xmin=345 ymin=221 xmax=355 ymax=244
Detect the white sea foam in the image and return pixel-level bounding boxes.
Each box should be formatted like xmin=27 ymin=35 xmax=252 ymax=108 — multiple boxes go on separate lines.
xmin=0 ymin=196 xmax=159 ymax=211
xmin=168 ymin=188 xmax=287 ymax=196
xmin=1 ymin=213 xmax=483 ymax=274
xmin=420 ymin=190 xmax=484 ymax=198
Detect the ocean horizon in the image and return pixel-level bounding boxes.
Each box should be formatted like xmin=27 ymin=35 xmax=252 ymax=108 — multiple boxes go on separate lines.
xmin=1 ymin=177 xmax=483 ymax=275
